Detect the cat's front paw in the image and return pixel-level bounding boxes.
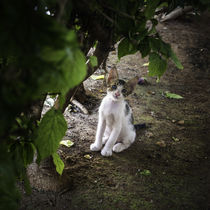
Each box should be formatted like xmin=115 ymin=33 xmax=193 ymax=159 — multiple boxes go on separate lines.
xmin=101 ymin=148 xmax=112 ymax=157
xmin=113 ymin=143 xmax=124 ymax=153
xmin=90 ymin=143 xmax=102 ymax=151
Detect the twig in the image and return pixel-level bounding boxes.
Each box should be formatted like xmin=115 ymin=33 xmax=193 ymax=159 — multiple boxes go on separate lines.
xmin=160 ymin=6 xmax=193 ymax=22
xmin=71 ymin=99 xmax=89 ymax=115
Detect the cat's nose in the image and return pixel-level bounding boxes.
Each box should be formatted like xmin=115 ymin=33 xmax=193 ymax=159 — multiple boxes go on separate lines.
xmin=115 ymin=92 xmax=120 ymax=97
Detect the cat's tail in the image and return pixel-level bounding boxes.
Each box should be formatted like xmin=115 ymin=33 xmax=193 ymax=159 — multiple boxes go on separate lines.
xmin=134 ymin=123 xmax=146 ymax=130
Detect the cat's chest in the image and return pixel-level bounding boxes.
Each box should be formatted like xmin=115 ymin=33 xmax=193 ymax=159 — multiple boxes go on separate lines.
xmin=100 ymin=97 xmax=124 ymax=117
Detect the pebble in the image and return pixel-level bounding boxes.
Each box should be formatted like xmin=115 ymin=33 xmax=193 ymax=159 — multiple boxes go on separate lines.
xmin=156 ymin=140 xmax=166 ymax=147
xmin=146 ymin=132 xmax=154 ymax=138
xmin=177 ymin=120 xmax=185 ymax=125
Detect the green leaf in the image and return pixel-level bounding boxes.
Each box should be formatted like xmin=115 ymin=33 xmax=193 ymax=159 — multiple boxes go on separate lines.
xmin=148 ymin=52 xmax=167 ymax=78
xmin=140 ymin=169 xmax=151 ymax=176
xmin=52 ymin=153 xmax=64 ymax=175
xmin=149 ymin=37 xmax=161 ymax=52
xmin=138 ymin=37 xmax=151 ymax=58
xmin=118 ymin=38 xmax=137 ymax=59
xmin=172 ymin=136 xmax=180 ymax=142
xmin=22 ymin=142 xmax=35 ymax=167
xmin=160 ymin=41 xmax=171 ymax=58
xmin=34 ymin=108 xmax=67 ymax=161
xmin=22 ymin=169 xmax=32 ymax=195
xmin=165 ymin=91 xmax=183 ymax=99
xmin=159 ymin=40 xmax=183 ymax=69
xmin=169 ymin=48 xmax=184 ymax=70
xmin=39 ymin=30 xmax=87 ymax=96
xmin=89 ymin=56 xmax=98 ymax=67
xmin=144 ymin=0 xmax=160 ymax=19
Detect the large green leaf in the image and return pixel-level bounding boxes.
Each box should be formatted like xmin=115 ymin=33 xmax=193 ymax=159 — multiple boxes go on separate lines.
xmin=118 ymin=38 xmax=137 ymax=59
xmin=34 ymin=108 xmax=67 ymax=161
xmin=52 ymin=153 xmax=64 ymax=175
xmin=138 ymin=37 xmax=151 ymax=58
xmin=160 ymin=40 xmax=183 ymax=69
xmin=148 ymin=52 xmax=167 ymax=78
xmin=169 ymin=48 xmax=184 ymax=70
xmin=149 ymin=37 xmax=161 ymax=52
xmin=39 ymin=31 xmax=87 ymax=96
xmin=144 ymin=0 xmax=160 ymax=19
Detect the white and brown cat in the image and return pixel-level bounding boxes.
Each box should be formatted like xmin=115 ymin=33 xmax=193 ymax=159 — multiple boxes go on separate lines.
xmin=90 ymin=67 xmax=144 ymax=157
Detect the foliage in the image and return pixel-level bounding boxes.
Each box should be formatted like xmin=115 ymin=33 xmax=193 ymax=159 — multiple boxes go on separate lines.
xmin=0 ymin=0 xmax=209 ymax=208
xmin=34 ymin=108 xmax=67 ymax=162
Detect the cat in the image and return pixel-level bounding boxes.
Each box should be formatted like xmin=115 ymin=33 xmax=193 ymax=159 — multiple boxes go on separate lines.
xmin=90 ymin=67 xmax=143 ymax=157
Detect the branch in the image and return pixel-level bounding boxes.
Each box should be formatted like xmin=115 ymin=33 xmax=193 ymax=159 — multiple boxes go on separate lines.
xmin=160 ymin=6 xmax=193 ymax=22
xmin=61 ymin=40 xmax=112 ymax=112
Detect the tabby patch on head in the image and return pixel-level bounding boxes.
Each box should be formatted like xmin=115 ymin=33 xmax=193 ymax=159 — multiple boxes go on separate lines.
xmin=107 ymin=79 xmax=129 ymax=96
xmin=106 ymin=67 xmax=139 ymax=100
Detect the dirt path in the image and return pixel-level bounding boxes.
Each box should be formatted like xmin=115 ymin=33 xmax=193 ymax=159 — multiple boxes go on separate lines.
xmin=21 ymin=13 xmax=210 ymax=210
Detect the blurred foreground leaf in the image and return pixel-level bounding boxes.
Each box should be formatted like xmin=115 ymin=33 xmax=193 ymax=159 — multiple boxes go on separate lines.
xmin=34 ymin=108 xmax=67 ymax=161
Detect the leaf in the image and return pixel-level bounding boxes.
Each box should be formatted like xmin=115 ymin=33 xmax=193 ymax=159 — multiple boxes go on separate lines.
xmin=34 ymin=108 xmax=67 ymax=161
xmin=39 ymin=30 xmax=87 ymax=96
xmin=22 ymin=142 xmax=35 ymax=167
xmin=165 ymin=91 xmax=183 ymax=99
xmin=169 ymin=48 xmax=184 ymax=70
xmin=89 ymin=56 xmax=98 ymax=67
xmin=84 ymin=154 xmax=92 ymax=160
xmin=140 ymin=169 xmax=151 ymax=176
xmin=138 ymin=37 xmax=150 ymax=58
xmin=118 ymin=38 xmax=137 ymax=59
xmin=52 ymin=153 xmax=64 ymax=175
xmin=142 ymin=62 xmax=149 ymax=67
xmin=160 ymin=40 xmax=183 ymax=69
xmin=90 ymin=75 xmax=105 ymax=80
xmin=172 ymin=137 xmax=180 ymax=142
xmin=148 ymin=52 xmax=167 ymax=78
xmin=149 ymin=37 xmax=161 ymax=52
xmin=144 ymin=0 xmax=160 ymax=19
xmin=60 ymin=140 xmax=74 ymax=147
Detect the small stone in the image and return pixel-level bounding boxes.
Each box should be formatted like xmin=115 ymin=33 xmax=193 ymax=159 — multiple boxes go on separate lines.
xmin=138 ymin=77 xmax=145 ymax=85
xmin=146 ymin=132 xmax=154 ymax=138
xmin=177 ymin=120 xmax=185 ymax=125
xmin=156 ymin=140 xmax=166 ymax=147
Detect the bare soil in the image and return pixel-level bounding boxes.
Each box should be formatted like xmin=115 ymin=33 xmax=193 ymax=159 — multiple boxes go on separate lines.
xmin=20 ymin=12 xmax=210 ymax=210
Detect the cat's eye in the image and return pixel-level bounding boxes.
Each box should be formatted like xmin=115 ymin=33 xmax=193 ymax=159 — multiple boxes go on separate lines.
xmin=111 ymin=85 xmax=117 ymax=90
xmin=122 ymin=89 xmax=127 ymax=94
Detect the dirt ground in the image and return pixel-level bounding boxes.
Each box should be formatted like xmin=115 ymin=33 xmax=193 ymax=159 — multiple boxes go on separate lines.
xmin=20 ymin=12 xmax=210 ymax=210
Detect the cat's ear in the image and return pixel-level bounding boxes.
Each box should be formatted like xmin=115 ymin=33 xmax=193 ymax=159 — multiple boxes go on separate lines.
xmin=107 ymin=67 xmax=119 ymax=85
xmin=126 ymin=76 xmax=139 ymax=95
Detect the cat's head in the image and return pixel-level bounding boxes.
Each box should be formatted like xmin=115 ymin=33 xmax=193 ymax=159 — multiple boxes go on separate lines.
xmin=106 ymin=67 xmax=139 ymax=101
